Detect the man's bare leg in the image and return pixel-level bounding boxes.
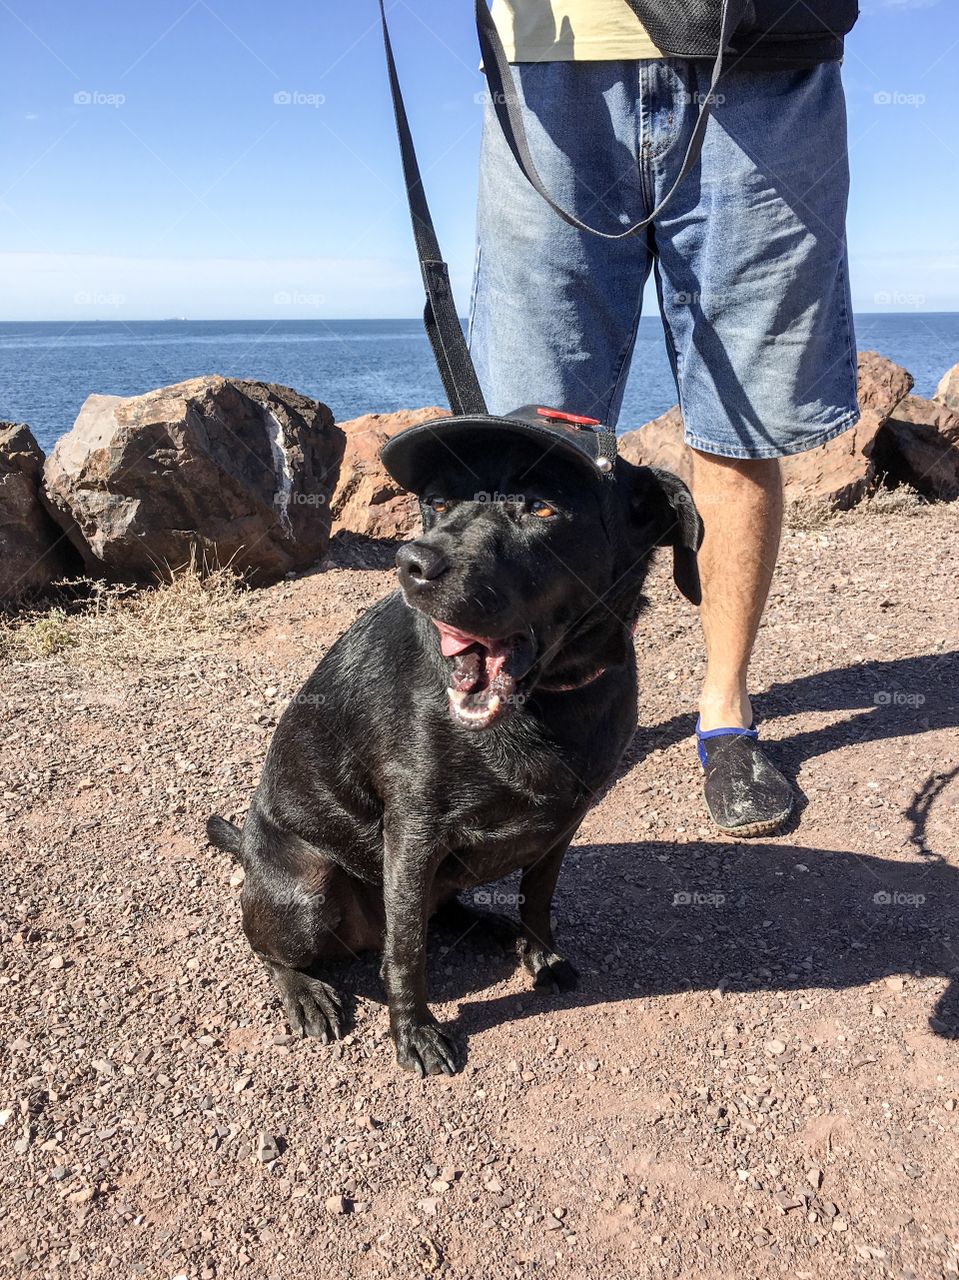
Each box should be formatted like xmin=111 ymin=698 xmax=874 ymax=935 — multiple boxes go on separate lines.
xmin=691 ymin=450 xmax=783 ymax=731
xmin=690 ymin=449 xmax=793 ymax=835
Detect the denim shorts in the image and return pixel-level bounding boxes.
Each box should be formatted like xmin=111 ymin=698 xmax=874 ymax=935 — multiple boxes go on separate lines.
xmin=468 ymin=59 xmax=859 ymax=459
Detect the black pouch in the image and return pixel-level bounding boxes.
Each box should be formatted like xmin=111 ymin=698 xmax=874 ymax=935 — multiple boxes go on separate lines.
xmin=623 ymin=0 xmax=858 ymax=65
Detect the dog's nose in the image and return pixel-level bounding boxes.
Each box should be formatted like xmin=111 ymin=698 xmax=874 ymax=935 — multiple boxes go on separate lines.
xmin=396 ymin=541 xmax=450 ymax=588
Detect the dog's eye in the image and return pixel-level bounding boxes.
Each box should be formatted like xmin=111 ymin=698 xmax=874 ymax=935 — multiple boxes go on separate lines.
xmin=529 ymin=500 xmax=557 ymax=519
xmin=428 ymin=497 xmax=448 ymax=514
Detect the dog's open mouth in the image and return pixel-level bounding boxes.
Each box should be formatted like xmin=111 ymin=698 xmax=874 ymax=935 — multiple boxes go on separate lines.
xmin=433 ymin=621 xmax=534 ymax=730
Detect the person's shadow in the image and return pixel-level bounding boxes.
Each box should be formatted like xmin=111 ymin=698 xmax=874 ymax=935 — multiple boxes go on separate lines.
xmin=622 ymin=648 xmax=958 ymax=782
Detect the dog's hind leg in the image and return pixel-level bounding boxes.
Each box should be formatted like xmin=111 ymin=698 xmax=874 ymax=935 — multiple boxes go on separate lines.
xmin=238 ymin=817 xmax=383 ymax=1043
xmin=432 ymin=894 xmax=522 ymax=952
xmin=518 ymin=836 xmax=580 ymax=994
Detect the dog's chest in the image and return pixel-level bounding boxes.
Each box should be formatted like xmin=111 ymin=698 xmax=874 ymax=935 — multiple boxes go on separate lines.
xmin=436 ymin=756 xmax=589 ymax=884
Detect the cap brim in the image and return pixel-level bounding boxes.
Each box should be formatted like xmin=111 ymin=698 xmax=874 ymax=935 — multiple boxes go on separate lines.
xmin=379 ymin=414 xmax=604 ymax=496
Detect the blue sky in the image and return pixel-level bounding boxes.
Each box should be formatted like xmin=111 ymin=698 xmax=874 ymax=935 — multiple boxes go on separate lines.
xmin=1 ymin=0 xmax=956 ymax=319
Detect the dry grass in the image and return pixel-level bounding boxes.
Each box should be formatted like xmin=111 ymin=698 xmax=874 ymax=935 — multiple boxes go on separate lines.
xmin=785 ymin=484 xmax=928 ymax=531
xmin=0 ymin=554 xmax=248 ymax=664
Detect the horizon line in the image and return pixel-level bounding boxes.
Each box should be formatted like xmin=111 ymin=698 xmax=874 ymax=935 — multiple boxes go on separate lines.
xmin=1 ymin=310 xmax=958 ymax=324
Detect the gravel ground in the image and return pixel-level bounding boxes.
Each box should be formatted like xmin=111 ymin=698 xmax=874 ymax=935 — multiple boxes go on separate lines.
xmin=1 ymin=501 xmax=957 ymax=1280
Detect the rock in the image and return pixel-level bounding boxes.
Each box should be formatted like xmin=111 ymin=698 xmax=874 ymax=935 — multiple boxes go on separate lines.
xmin=764 ymin=1039 xmax=787 ymax=1056
xmin=935 ymin=362 xmax=959 ymax=412
xmin=329 ymin=407 xmax=449 ymax=541
xmin=807 ymin=1166 xmax=823 ymax=1190
xmin=0 ymin=423 xmax=72 ymax=603
xmin=325 ymin=1194 xmax=349 ymax=1215
xmin=891 ymin=392 xmax=959 ymax=446
xmin=618 ymin=352 xmax=916 ymax=510
xmin=855 ymin=351 xmax=914 ymax=415
xmin=618 ymin=405 xmax=690 ymax=486
xmin=872 ymin=394 xmax=959 ymax=500
xmin=42 ymin=377 xmax=343 ymax=585
xmin=255 ymin=1131 xmax=280 ymax=1163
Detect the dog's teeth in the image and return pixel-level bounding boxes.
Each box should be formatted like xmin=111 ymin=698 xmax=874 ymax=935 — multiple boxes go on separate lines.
xmin=448 ymin=688 xmax=466 ymax=705
xmin=487 ymin=695 xmax=501 ymax=713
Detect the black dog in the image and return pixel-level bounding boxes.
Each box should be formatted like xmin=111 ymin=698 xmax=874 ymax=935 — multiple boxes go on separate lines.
xmin=208 ymin=422 xmax=701 ymax=1076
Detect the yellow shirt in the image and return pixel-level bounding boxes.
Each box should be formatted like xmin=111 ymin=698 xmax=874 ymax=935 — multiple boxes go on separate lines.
xmin=490 ymin=0 xmax=663 ymax=61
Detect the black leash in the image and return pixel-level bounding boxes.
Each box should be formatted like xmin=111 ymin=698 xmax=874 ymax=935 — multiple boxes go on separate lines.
xmin=377 ymin=0 xmax=487 ymax=415
xmin=474 ymin=0 xmax=747 ymax=239
xmin=377 ymin=0 xmax=746 ymax=411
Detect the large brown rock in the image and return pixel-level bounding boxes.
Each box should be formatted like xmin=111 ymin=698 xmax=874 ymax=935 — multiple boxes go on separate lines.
xmin=897 ymin=390 xmax=959 ymax=446
xmin=330 ymin=407 xmax=450 ymax=541
xmin=618 ymin=352 xmax=915 ymax=510
xmin=872 ymin=393 xmax=959 ymax=500
xmin=42 ymin=377 xmax=344 ymax=584
xmin=934 ymin=362 xmax=959 ymax=413
xmin=0 ymin=423 xmax=71 ymax=603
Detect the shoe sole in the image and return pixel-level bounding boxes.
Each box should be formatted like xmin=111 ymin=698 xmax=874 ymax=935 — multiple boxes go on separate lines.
xmin=710 ymin=805 xmax=794 ymax=839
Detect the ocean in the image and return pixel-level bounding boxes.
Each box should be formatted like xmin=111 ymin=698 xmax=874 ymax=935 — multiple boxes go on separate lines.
xmin=1 ymin=313 xmax=957 ymax=455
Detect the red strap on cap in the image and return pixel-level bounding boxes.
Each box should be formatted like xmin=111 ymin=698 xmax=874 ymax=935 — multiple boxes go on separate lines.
xmin=536 ymin=406 xmax=601 ymax=427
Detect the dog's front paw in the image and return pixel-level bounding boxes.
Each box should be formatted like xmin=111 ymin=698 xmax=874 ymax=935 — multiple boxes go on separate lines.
xmin=393 ymin=1019 xmax=459 ymax=1077
xmin=521 ymin=944 xmax=579 ymax=994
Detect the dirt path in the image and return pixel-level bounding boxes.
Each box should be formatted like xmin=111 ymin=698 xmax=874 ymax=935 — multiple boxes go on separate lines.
xmin=1 ymin=501 xmax=957 ymax=1279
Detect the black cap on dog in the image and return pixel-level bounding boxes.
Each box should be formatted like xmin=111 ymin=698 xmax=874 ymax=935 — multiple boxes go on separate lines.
xmin=379 ymin=404 xmax=618 ymax=496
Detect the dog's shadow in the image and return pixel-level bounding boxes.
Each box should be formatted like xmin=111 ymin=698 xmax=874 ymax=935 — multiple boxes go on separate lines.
xmin=447 ymin=836 xmax=959 ymax=1045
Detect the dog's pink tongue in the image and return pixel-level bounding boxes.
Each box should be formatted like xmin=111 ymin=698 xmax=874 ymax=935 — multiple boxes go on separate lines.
xmin=433 ymin=620 xmax=490 ymax=658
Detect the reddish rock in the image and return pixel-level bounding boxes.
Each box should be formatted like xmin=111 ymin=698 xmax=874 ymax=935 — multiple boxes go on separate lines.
xmin=0 ymin=423 xmax=72 ymax=602
xmin=330 ymin=407 xmax=450 ymax=541
xmin=934 ymin=362 xmax=959 ymax=413
xmin=873 ymin=394 xmax=959 ymax=500
xmin=854 ymin=350 xmax=914 ymax=414
xmin=618 ymin=405 xmax=691 ymax=486
xmin=42 ymin=377 xmax=343 ymax=584
xmin=889 ymin=392 xmax=959 ymax=447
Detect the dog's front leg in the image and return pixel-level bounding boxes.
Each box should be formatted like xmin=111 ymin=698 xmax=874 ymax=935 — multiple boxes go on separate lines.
xmin=381 ymin=828 xmax=458 ymax=1077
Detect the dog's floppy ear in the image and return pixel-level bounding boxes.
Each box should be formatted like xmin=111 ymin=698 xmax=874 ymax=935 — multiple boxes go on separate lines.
xmin=625 ymin=463 xmax=704 ymax=605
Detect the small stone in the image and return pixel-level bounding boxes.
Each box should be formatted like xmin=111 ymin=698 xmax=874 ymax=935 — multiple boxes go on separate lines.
xmin=229 ymin=866 xmax=245 ymax=888
xmin=233 ymin=1075 xmax=252 ymax=1095
xmin=256 ymin=1132 xmax=280 ymax=1163
xmin=806 ymin=1166 xmax=823 ymax=1191
xmin=871 ymin=1003 xmax=887 ymax=1018
xmin=48 ymin=954 xmax=65 ymax=970
xmin=417 ymin=1197 xmax=439 ymax=1217
xmin=429 ymin=1180 xmax=450 ymax=1194
xmin=764 ymin=1039 xmax=787 ymax=1057
xmin=945 ymin=1099 xmax=957 ymax=1112
xmin=585 ymin=1059 xmax=600 ymax=1072
xmin=885 ymin=976 xmax=905 ymax=993
xmin=774 ymin=1193 xmax=805 ymax=1212
xmin=552 ymin=1207 xmax=566 ymax=1220
xmin=325 ymin=1194 xmax=350 ymax=1215
xmin=832 ymin=1217 xmax=847 ymax=1232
